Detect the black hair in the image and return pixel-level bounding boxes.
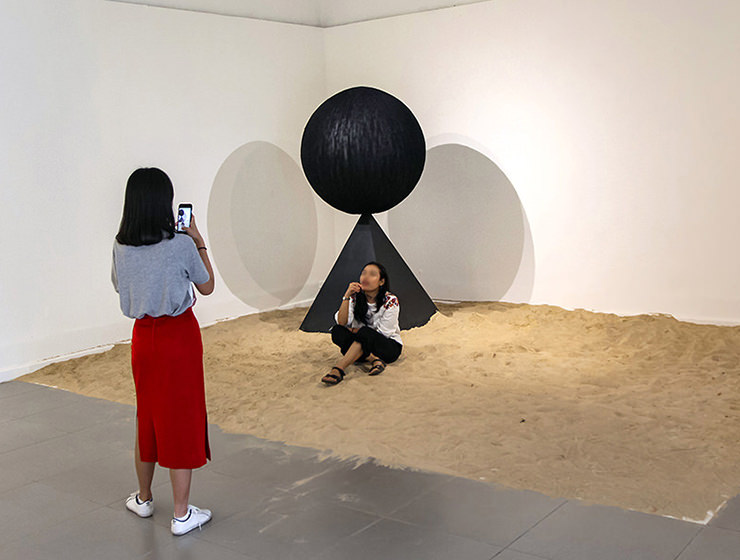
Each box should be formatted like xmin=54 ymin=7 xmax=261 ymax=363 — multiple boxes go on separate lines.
xmin=353 ymin=261 xmax=391 ymax=325
xmin=116 ymin=168 xmax=176 ymax=246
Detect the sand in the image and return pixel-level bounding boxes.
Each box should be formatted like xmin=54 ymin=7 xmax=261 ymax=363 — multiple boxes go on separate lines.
xmin=22 ymin=302 xmax=740 ymax=522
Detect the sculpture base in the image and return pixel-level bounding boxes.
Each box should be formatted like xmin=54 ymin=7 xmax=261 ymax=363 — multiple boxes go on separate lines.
xmin=300 ymin=214 xmax=437 ymax=332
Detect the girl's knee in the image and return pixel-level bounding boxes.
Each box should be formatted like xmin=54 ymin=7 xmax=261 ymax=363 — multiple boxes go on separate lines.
xmin=355 ymin=326 xmax=373 ymax=340
xmin=331 ymin=324 xmax=348 ymax=343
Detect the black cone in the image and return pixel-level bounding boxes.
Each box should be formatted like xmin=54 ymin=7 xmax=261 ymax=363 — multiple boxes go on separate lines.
xmin=300 ymin=214 xmax=437 ymax=332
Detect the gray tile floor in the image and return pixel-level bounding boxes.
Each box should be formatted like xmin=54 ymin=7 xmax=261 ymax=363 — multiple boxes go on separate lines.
xmin=1 ymin=379 xmax=738 ymax=559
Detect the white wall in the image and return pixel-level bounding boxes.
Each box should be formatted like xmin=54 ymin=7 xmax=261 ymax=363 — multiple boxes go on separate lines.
xmin=4 ymin=0 xmax=740 ymax=381
xmin=324 ymin=0 xmax=740 ymax=325
xmin=0 ymin=0 xmax=328 ymax=380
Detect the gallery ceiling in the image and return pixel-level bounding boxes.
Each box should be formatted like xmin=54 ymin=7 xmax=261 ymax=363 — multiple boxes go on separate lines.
xmin=105 ymin=0 xmax=490 ymax=27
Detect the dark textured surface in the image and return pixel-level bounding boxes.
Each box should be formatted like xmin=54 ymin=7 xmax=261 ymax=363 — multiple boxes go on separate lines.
xmin=301 ymin=86 xmax=426 ymax=215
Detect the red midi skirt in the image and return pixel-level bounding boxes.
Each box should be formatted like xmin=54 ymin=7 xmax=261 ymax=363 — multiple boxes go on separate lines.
xmin=131 ymin=307 xmax=211 ymax=469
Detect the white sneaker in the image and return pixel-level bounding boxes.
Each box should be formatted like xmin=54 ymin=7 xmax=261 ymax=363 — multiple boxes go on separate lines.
xmin=171 ymin=505 xmax=212 ymax=536
xmin=125 ymin=492 xmax=154 ymax=518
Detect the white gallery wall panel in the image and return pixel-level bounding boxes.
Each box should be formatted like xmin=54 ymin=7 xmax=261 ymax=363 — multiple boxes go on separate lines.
xmin=0 ymin=0 xmax=329 ymax=379
xmin=389 ymin=142 xmax=534 ymax=303
xmin=3 ymin=0 xmax=740 ymax=381
xmin=324 ymin=0 xmax=740 ymax=324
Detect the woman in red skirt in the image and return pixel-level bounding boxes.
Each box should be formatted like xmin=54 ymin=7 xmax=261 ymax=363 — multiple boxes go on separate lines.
xmin=112 ymin=168 xmax=215 ymax=536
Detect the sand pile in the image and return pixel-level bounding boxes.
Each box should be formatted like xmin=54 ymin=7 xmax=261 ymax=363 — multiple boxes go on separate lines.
xmin=23 ymin=302 xmax=740 ymax=521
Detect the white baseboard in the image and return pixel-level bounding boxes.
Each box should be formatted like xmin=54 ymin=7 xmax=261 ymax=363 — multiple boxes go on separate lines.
xmin=1 ymin=344 xmax=117 ymax=384
xmin=1 ymin=298 xmax=316 ymax=384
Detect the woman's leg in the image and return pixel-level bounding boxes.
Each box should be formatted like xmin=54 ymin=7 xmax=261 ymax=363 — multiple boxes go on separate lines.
xmin=355 ymin=327 xmax=402 ymax=365
xmin=170 ymin=468 xmax=193 ymax=518
xmin=322 ymin=337 xmax=366 ymax=384
xmin=330 ymin=325 xmax=355 ymax=354
xmin=134 ymin=421 xmax=155 ymax=501
xmin=336 ymin=341 xmax=365 ymax=369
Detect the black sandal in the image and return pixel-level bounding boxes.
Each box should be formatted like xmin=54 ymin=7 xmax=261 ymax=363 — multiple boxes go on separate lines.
xmin=368 ymin=359 xmax=386 ymax=376
xmin=321 ymin=367 xmax=345 ymax=385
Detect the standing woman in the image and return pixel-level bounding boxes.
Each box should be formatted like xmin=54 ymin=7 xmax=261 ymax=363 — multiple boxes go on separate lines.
xmin=321 ymin=261 xmax=403 ymax=385
xmin=112 ymin=168 xmax=214 ymax=536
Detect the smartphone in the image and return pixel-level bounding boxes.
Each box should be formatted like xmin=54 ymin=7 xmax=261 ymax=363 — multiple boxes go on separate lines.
xmin=176 ymin=203 xmax=192 ymax=232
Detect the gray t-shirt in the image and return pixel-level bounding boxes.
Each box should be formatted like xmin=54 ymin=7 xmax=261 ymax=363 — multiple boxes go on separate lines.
xmin=112 ymin=233 xmax=210 ymax=319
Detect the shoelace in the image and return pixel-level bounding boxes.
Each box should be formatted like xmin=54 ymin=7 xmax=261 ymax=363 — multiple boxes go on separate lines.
xmin=173 ymin=508 xmax=205 ymax=530
xmin=192 ymin=507 xmax=205 ymax=529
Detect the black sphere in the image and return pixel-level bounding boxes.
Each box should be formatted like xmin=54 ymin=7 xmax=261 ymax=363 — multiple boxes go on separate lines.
xmin=300 ymin=86 xmax=426 ymax=215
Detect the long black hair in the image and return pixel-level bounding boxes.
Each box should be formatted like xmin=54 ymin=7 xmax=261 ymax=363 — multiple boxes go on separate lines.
xmin=116 ymin=168 xmax=176 ymax=246
xmin=353 ymin=261 xmax=390 ymax=325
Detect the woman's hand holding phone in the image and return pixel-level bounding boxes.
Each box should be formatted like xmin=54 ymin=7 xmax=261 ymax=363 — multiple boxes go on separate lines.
xmin=183 ymin=215 xmax=204 ymax=247
xmin=184 ymin=214 xmax=215 ymax=296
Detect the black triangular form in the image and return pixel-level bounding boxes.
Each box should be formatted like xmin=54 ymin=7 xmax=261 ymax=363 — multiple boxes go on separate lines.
xmin=300 ymin=214 xmax=437 ymax=332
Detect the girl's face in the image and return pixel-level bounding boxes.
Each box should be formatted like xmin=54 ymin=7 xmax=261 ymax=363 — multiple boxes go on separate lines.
xmin=360 ymin=264 xmax=384 ymax=292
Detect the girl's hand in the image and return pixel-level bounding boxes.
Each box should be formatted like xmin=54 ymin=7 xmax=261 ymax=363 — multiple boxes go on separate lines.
xmin=345 ymin=282 xmax=361 ymax=298
xmin=183 ymin=215 xmax=204 ymax=247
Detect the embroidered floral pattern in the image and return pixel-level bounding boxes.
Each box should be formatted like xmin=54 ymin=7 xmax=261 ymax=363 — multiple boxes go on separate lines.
xmin=383 ymin=295 xmax=399 ymax=310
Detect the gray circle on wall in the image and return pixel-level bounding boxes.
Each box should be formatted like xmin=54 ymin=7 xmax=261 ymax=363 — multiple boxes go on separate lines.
xmin=208 ymin=141 xmax=318 ymax=309
xmin=388 ymin=143 xmax=530 ymax=302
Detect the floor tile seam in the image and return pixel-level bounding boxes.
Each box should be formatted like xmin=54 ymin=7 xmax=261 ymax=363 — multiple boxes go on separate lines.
xmin=491 ymin=547 xmax=551 ymax=560
xmin=192 ymin=514 xmax=291 ymax=553
xmin=202 ymin=458 xmax=290 ymax=480
xmin=709 ymin=522 xmax=740 ymax=533
xmin=319 ymin=478 xmax=448 ymax=518
xmin=40 ymin=439 xmax=133 ymax=474
xmin=502 ymin=504 xmax=705 ymax=560
xmin=34 ymin=480 xmax=115 ymax=511
xmin=378 ymin=509 xmax=514 ymax=549
xmin=206 ymin=451 xmax=267 ymax=472
xmin=35 ymin=480 xmax=126 ymax=510
xmin=306 ymin=517 xmax=385 ymax=560
xmin=0 ymin=468 xmax=65 ymax=496
xmin=0 ymin=478 xmax=39 ymax=499
xmin=0 ymin=417 xmax=128 ymax=455
xmin=36 ymin=417 xmax=135 ymax=438
xmin=0 ymin=500 xmax=110 ymax=548
xmin=21 ymin=399 xmax=133 ymax=422
xmin=672 ymin=523 xmax=740 ymax=560
xmin=0 ymin=385 xmax=40 ymax=399
xmin=380 ymin=473 xmax=455 ymax=517
xmin=190 ymin=508 xmax=263 ymax=535
xmin=247 ymin=501 xmax=383 ymax=551
xmin=177 ymin=523 xmax=268 ymax=556
xmin=671 ymin=526 xmax=702 ymax=560
xmin=134 ymin=537 xmax=259 ymax=560
xmin=309 ymin=510 xmax=510 ymax=559
xmin=4 ymin=400 xmax=78 ymax=421
xmin=48 ymin=443 xmax=136 ymax=471
xmin=0 ymin=425 xmax=124 ymax=458
xmin=319 ymin=501 xmax=389 ymax=523
xmin=330 ymin=500 xmax=402 ymax=519
xmin=503 ymin=497 xmax=570 ymax=550
xmin=95 ymin=481 xmax=175 ymax=509
xmin=0 ymin=435 xmax=67 ymax=457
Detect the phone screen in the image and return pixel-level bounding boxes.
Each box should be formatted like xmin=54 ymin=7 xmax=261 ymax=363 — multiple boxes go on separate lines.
xmin=176 ymin=204 xmax=192 ymax=232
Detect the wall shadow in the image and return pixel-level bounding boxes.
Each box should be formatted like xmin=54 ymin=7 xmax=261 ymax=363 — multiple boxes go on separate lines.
xmin=388 ymin=142 xmax=534 ymax=302
xmin=208 ymin=141 xmax=318 ymax=309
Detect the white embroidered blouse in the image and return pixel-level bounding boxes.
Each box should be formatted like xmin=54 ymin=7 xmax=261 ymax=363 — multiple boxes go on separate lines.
xmin=334 ymin=293 xmax=402 ymax=345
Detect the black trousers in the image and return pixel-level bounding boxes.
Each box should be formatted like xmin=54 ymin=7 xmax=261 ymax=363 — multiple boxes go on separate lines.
xmin=331 ymin=325 xmax=402 ymax=363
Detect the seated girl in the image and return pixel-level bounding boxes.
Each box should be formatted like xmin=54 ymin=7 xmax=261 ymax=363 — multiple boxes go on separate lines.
xmin=321 ymin=261 xmax=402 ymax=385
